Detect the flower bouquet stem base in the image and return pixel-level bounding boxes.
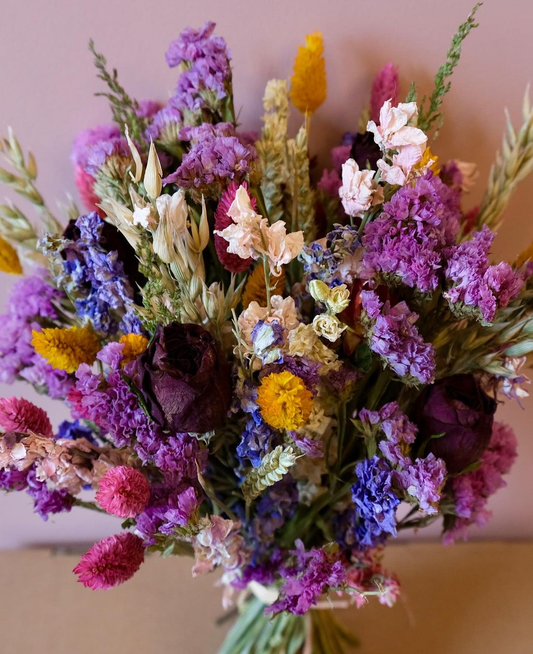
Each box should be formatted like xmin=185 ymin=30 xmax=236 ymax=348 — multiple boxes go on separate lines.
xmin=217 ymin=597 xmax=359 ymax=654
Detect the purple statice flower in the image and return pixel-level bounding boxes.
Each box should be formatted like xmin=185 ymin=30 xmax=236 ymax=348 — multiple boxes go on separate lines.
xmin=26 ymin=469 xmax=74 ymax=521
xmin=351 ymin=455 xmax=400 ymax=549
xmin=136 ymin=484 xmax=199 ymax=544
xmin=251 ymin=476 xmax=299 ymax=546
xmin=362 ymin=172 xmax=461 ymax=293
xmin=232 ymin=547 xmax=284 ymax=590
xmin=324 ymin=364 xmax=359 ymax=398
xmin=71 ymin=124 xmax=121 ymax=170
xmin=444 ymin=226 xmax=524 ymax=323
xmin=0 ymin=275 xmax=73 ymax=398
xmin=153 ymin=434 xmax=208 ymax=484
xmin=395 ymin=453 xmax=447 ymax=514
xmin=57 ymin=419 xmax=98 ymax=446
xmin=237 ymin=413 xmax=276 ymax=468
xmin=84 ymin=137 xmax=130 ymax=176
xmin=54 ymin=212 xmax=141 ymax=334
xmin=291 ymin=434 xmax=324 ymax=458
xmin=165 ymin=22 xmax=231 ymax=116
xmin=443 ymin=422 xmax=517 ymax=544
xmin=163 ymin=124 xmax=255 ymax=196
xmin=361 ymin=291 xmax=435 ymax=385
xmin=0 ymin=468 xmax=29 ymax=491
xmin=358 ymin=401 xmax=417 ymax=466
xmin=136 ymin=100 xmax=162 ymax=119
xmin=265 ymin=540 xmax=346 ymax=615
xmin=144 ymin=103 xmax=183 ymax=141
xmin=370 ymin=63 xmax=399 ymax=123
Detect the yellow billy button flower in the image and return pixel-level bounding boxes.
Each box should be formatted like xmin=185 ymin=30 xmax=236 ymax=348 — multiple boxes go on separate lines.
xmin=415 ymin=147 xmax=441 ymax=175
xmin=242 ymin=264 xmax=285 ymax=309
xmin=257 ymin=371 xmax=314 ymax=431
xmin=119 ymin=333 xmax=149 ymax=365
xmin=290 ymin=32 xmax=327 ymax=116
xmin=0 ymin=236 xmax=22 ymax=274
xmin=31 ymin=326 xmax=100 ymax=374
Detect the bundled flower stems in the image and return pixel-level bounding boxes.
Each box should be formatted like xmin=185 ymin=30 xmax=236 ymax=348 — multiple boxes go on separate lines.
xmin=1 ymin=5 xmax=532 ymax=652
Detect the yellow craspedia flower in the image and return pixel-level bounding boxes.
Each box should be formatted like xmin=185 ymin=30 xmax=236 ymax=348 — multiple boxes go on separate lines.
xmin=290 ymin=31 xmax=327 ymax=116
xmin=242 ymin=265 xmax=285 ymax=309
xmin=415 ymin=147 xmax=441 ymax=175
xmin=515 ymin=241 xmax=533 ymax=268
xmin=257 ymin=371 xmax=314 ymax=431
xmin=32 ymin=326 xmax=100 ymax=373
xmin=119 ymin=333 xmax=149 ymax=365
xmin=0 ymin=236 xmax=22 ymax=274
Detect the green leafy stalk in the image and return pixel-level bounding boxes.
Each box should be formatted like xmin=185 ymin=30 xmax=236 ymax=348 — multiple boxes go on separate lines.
xmin=89 ymin=40 xmax=147 ymax=146
xmin=416 ymin=3 xmax=482 ymax=136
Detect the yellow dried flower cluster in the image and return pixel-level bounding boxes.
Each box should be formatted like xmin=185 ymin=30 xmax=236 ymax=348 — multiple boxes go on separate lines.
xmin=31 ymin=326 xmax=100 ymax=373
xmin=290 ymin=32 xmax=327 ymax=116
xmin=257 ymin=370 xmax=313 ymax=431
xmin=119 ymin=333 xmax=149 ymax=365
xmin=0 ymin=236 xmax=22 ymax=274
xmin=242 ymin=265 xmax=285 ymax=309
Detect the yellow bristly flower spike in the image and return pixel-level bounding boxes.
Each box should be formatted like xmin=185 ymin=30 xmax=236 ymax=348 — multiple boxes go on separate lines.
xmin=290 ymin=32 xmax=327 ymax=117
xmin=242 ymin=265 xmax=285 ymax=309
xmin=257 ymin=371 xmax=314 ymax=431
xmin=0 ymin=236 xmax=22 ymax=274
xmin=31 ymin=326 xmax=100 ymax=374
xmin=119 ymin=333 xmax=149 ymax=365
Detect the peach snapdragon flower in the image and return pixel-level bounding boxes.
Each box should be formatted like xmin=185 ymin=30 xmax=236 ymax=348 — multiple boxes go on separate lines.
xmin=214 ymin=185 xmax=304 ymax=275
xmin=339 ymin=159 xmax=382 ymax=217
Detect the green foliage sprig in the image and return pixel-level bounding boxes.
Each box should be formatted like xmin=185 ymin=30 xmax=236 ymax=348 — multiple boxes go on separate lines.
xmin=89 ymin=40 xmax=147 ymax=146
xmin=416 ymin=3 xmax=482 ymax=136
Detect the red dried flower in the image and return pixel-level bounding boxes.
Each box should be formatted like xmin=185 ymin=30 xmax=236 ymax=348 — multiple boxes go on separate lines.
xmin=214 ymin=181 xmax=255 ymax=273
xmin=96 ymin=466 xmax=151 ymax=518
xmin=0 ymin=397 xmax=53 ymax=437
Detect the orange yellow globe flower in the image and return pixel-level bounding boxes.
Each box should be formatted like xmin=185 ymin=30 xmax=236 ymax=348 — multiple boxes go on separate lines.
xmin=257 ymin=371 xmax=313 ymax=431
xmin=119 ymin=333 xmax=149 ymax=365
xmin=290 ymin=32 xmax=327 ymax=116
xmin=242 ymin=264 xmax=285 ymax=309
xmin=415 ymin=147 xmax=441 ymax=175
xmin=32 ymin=326 xmax=100 ymax=373
xmin=0 ymin=236 xmax=22 ymax=274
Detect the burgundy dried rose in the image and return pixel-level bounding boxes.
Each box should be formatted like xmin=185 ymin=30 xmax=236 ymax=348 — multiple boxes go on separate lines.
xmin=127 ymin=322 xmax=232 ymax=433
xmin=415 ymin=374 xmax=496 ymax=473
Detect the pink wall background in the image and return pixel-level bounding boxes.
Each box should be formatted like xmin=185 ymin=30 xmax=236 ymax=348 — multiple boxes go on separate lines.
xmin=0 ymin=0 xmax=531 ymax=547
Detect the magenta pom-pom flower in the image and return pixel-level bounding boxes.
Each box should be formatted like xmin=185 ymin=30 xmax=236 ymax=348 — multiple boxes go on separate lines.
xmin=214 ymin=181 xmax=255 ymax=273
xmin=73 ymin=533 xmax=145 ymax=590
xmin=95 ymin=466 xmax=151 ymax=518
xmin=0 ymin=397 xmax=53 ymax=437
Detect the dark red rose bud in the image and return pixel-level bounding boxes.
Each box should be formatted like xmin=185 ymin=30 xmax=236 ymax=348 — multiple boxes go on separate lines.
xmin=127 ymin=323 xmax=232 ymax=433
xmin=415 ymin=374 xmax=496 ymax=474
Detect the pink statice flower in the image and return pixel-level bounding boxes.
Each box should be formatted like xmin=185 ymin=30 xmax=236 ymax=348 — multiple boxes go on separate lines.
xmin=96 ymin=466 xmax=151 ymax=518
xmin=73 ymin=533 xmax=145 ymax=590
xmin=345 ymin=547 xmax=401 ymax=608
xmin=370 ymin=63 xmax=399 ymax=124
xmin=0 ymin=397 xmax=53 ymax=437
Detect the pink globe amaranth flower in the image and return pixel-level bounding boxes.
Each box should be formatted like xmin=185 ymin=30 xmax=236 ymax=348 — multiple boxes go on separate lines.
xmin=0 ymin=397 xmax=53 ymax=437
xmin=370 ymin=63 xmax=399 ymax=123
xmin=96 ymin=466 xmax=151 ymax=518
xmin=214 ymin=181 xmax=255 ymax=273
xmin=74 ymin=165 xmax=104 ymax=217
xmin=73 ymin=533 xmax=145 ymax=590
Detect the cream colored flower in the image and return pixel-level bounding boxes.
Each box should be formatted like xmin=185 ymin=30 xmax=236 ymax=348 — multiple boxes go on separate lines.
xmin=308 ymin=280 xmax=330 ymax=303
xmin=152 ymin=190 xmax=188 ymax=263
xmin=238 ymin=295 xmax=299 ymax=345
xmin=456 ymin=160 xmax=479 ymax=192
xmin=288 ymin=323 xmax=340 ymax=368
xmin=312 ymin=314 xmax=346 ymax=342
xmin=327 ymin=284 xmax=350 ymax=314
xmin=339 ymin=159 xmax=378 ymax=216
xmin=367 ymin=100 xmax=426 ymax=151
xmin=260 ymin=221 xmax=304 ymax=275
xmin=132 ymin=205 xmax=155 ymax=229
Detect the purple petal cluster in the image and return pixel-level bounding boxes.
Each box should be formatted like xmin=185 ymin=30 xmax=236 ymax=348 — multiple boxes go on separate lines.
xmin=237 ymin=413 xmax=276 ymax=468
xmin=444 ymin=226 xmax=524 ymax=323
xmin=359 ymin=401 xmax=418 ymax=466
xmin=265 ymin=539 xmax=346 ymax=615
xmin=26 ymin=469 xmax=74 ymax=520
xmin=57 ymin=419 xmax=98 ymax=446
xmin=362 ymin=172 xmax=461 ymax=293
xmin=351 ymin=455 xmax=400 ymax=549
xmin=145 ymin=103 xmax=183 ymax=141
xmin=163 ymin=123 xmax=255 ymax=196
xmin=361 ymin=291 xmax=436 ymax=385
xmin=165 ymin=22 xmax=231 ymax=115
xmin=0 ymin=275 xmax=72 ymax=398
xmin=53 ymin=213 xmax=141 ymax=334
xmin=136 ymin=485 xmax=199 ymax=544
xmin=71 ymin=124 xmax=121 ymax=171
xmin=444 ymin=422 xmax=517 ymax=543
xmin=395 ymin=453 xmax=447 ymax=514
